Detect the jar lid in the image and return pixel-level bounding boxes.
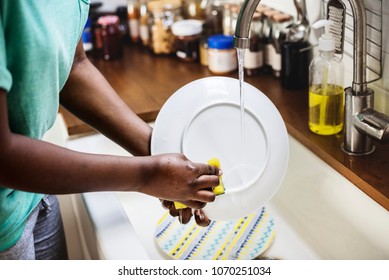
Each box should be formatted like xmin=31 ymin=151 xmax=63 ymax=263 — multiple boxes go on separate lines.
xmin=172 ymin=20 xmax=203 ymax=37
xmin=97 ymin=15 xmax=119 ymax=26
xmin=148 ymin=0 xmax=181 ymax=13
xmin=208 ymin=35 xmax=234 ymax=50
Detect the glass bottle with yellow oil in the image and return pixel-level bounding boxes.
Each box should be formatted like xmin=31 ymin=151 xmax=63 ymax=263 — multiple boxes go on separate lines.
xmin=308 ymin=20 xmax=344 ymax=135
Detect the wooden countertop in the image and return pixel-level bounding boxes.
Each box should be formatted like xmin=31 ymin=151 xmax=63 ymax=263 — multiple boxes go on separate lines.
xmin=60 ymin=45 xmax=389 ymax=212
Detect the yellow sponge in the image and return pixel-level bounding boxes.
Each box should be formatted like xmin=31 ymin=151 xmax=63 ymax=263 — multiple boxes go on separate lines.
xmin=173 ymin=158 xmax=225 ymax=210
xmin=174 ymin=201 xmax=188 ymax=210
xmin=207 ymin=157 xmax=221 ymax=168
xmin=207 ymin=158 xmax=225 ymax=196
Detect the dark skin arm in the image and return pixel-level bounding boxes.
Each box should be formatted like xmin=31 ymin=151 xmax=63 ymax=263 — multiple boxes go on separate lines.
xmin=0 ymin=41 xmax=217 ymax=223
xmin=60 ymin=41 xmax=212 ymax=225
xmin=60 ymin=41 xmax=151 ymax=157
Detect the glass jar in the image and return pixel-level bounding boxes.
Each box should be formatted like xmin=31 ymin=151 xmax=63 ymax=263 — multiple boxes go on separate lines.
xmin=261 ymin=7 xmax=277 ymax=74
xmin=182 ymin=0 xmax=206 ymax=20
xmin=269 ymin=12 xmax=293 ymax=77
xmin=207 ymin=34 xmax=237 ymax=74
xmin=228 ymin=3 xmax=240 ymax=35
xmin=222 ymin=3 xmax=232 ymax=35
xmin=199 ymin=37 xmax=209 ymax=66
xmin=116 ymin=6 xmax=130 ymax=43
xmin=139 ymin=0 xmax=150 ymax=47
xmin=172 ymin=19 xmax=203 ymax=62
xmin=97 ymin=15 xmax=123 ymax=60
xmin=204 ymin=0 xmax=224 ymax=37
xmin=148 ymin=0 xmax=183 ymax=55
xmin=127 ymin=0 xmax=141 ymax=43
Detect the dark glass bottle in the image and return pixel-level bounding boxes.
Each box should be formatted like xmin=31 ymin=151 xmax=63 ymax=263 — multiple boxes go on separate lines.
xmin=116 ymin=6 xmax=131 ymax=44
xmin=281 ymin=41 xmax=311 ymax=89
xmin=203 ymin=0 xmax=224 ymax=37
xmin=97 ymin=15 xmax=123 ymax=60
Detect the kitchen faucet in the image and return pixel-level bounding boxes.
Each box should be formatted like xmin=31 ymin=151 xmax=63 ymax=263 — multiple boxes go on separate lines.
xmin=234 ymin=0 xmax=389 ymax=155
xmin=341 ymin=0 xmax=389 ymax=155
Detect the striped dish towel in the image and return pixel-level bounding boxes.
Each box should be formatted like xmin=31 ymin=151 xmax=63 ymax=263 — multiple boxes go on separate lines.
xmin=155 ymin=206 xmax=275 ymax=260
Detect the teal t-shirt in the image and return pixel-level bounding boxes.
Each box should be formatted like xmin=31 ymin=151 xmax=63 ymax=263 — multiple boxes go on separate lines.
xmin=0 ymin=0 xmax=89 ymax=251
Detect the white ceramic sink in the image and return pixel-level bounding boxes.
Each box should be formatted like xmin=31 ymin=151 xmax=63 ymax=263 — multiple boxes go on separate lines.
xmin=67 ymin=132 xmax=389 ymax=260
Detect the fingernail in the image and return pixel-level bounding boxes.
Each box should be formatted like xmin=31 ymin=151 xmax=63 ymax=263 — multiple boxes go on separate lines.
xmin=196 ymin=209 xmax=204 ymax=220
xmin=179 ymin=209 xmax=183 ymax=224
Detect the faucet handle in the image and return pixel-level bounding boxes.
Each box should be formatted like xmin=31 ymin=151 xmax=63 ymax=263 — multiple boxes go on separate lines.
xmin=354 ymin=108 xmax=389 ymax=144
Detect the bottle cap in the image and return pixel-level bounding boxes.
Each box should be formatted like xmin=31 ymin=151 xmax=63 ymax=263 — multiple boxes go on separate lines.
xmin=312 ymin=19 xmax=335 ymax=52
xmin=97 ymin=15 xmax=119 ymax=26
xmin=208 ymin=35 xmax=234 ymax=50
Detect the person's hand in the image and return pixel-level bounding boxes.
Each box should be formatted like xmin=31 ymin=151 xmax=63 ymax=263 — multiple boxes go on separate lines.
xmin=139 ymin=153 xmax=220 ymax=208
xmin=161 ymin=200 xmax=211 ymax=227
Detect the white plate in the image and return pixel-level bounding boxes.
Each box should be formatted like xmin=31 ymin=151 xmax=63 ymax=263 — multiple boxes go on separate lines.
xmin=151 ymin=77 xmax=288 ymax=220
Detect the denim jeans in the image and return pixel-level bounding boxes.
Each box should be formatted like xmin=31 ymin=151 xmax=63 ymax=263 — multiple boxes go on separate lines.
xmin=0 ymin=195 xmax=68 ymax=260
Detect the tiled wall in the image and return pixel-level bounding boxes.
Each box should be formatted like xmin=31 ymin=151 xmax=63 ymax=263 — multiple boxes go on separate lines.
xmin=95 ymin=0 xmax=389 ymax=114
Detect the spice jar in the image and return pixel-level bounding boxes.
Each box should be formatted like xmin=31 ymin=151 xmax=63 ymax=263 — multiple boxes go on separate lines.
xmin=182 ymin=0 xmax=205 ymax=20
xmin=139 ymin=0 xmax=150 ymax=47
xmin=229 ymin=4 xmax=240 ymax=35
xmin=261 ymin=7 xmax=277 ymax=74
xmin=222 ymin=3 xmax=232 ymax=35
xmin=269 ymin=12 xmax=293 ymax=77
xmin=127 ymin=0 xmax=140 ymax=43
xmin=172 ymin=19 xmax=202 ymax=62
xmin=199 ymin=37 xmax=209 ymax=66
xmin=148 ymin=0 xmax=183 ymax=55
xmin=207 ymin=34 xmax=237 ymax=74
xmin=204 ymin=0 xmax=224 ymax=36
xmin=97 ymin=15 xmax=123 ymax=60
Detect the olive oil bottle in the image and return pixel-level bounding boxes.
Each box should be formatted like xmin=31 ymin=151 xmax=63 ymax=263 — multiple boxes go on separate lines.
xmin=308 ymin=20 xmax=344 ymax=135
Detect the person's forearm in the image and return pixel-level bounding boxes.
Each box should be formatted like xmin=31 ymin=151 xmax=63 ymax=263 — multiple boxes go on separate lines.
xmin=0 ymin=132 xmax=149 ymax=194
xmin=0 ymin=131 xmax=218 ymax=207
xmin=60 ymin=50 xmax=152 ymax=156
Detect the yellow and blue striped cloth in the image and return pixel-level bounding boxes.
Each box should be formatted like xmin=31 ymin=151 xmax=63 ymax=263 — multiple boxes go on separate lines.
xmin=155 ymin=207 xmax=275 ymax=260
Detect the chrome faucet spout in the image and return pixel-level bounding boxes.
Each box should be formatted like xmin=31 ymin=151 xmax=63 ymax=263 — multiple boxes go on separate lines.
xmin=233 ymin=0 xmax=262 ymax=49
xmin=347 ymin=0 xmax=367 ymax=94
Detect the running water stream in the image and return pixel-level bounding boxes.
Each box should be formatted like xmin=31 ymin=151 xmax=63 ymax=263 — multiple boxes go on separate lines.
xmin=237 ymin=48 xmax=246 ymax=185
